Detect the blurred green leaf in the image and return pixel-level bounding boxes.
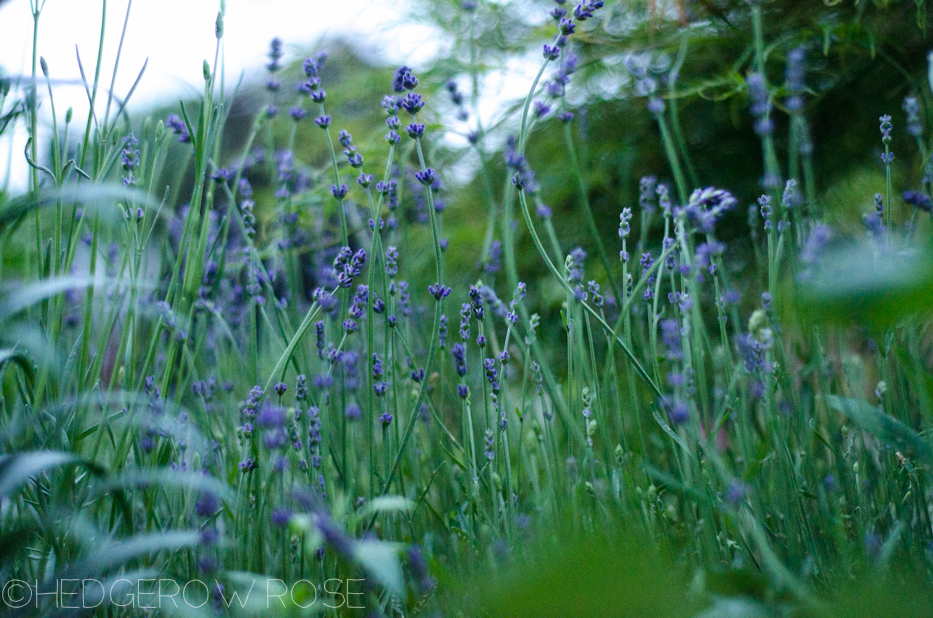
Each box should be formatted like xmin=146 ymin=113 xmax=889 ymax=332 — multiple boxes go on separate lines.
xmin=823 ymin=395 xmax=933 ymax=465
xmin=362 ymin=495 xmax=415 ymax=517
xmin=475 ymin=530 xmax=690 ymax=618
xmin=353 ymin=539 xmax=404 ymax=597
xmin=792 ymin=244 xmax=933 ymax=327
xmin=0 ymin=451 xmax=77 ymax=498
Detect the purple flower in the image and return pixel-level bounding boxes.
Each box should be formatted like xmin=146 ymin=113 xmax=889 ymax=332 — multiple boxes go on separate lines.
xmin=904 ymin=190 xmax=933 ymax=213
xmin=408 ymin=545 xmax=435 ymax=593
xmin=406 ymin=123 xmax=425 ymax=138
xmin=401 ymin=71 xmax=419 ymax=90
xmin=726 ymin=480 xmax=750 ymax=505
xmin=429 ymin=283 xmax=451 ymax=300
xmin=267 ymin=38 xmax=284 ymax=73
xmin=415 ymin=168 xmax=436 ymax=185
xmin=667 ymin=399 xmax=689 ymax=425
xmin=258 ymin=403 xmax=286 ymax=428
xmin=118 ymin=133 xmax=139 ymax=167
xmin=314 ymin=114 xmax=331 ymax=128
xmin=785 ymin=46 xmax=806 ymax=112
xmin=452 ymin=343 xmax=468 ymax=377
xmin=904 ymin=96 xmax=923 ymax=137
xmin=401 ymin=93 xmax=425 ymax=114
xmin=271 ymin=508 xmax=292 ymax=527
xmin=880 ymin=114 xmax=892 ymax=144
xmin=194 ymin=490 xmax=220 ymax=518
xmin=331 ymin=184 xmax=348 ymax=199
xmin=382 ymin=95 xmax=400 ymax=115
xmin=747 ymin=73 xmax=773 ymax=136
xmin=392 ymin=66 xmax=419 ymax=92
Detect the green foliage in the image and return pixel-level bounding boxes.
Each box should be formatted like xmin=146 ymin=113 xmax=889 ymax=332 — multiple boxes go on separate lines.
xmin=4 ymin=0 xmax=933 ymax=616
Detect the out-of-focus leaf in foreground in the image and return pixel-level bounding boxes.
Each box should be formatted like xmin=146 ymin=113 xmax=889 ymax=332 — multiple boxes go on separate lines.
xmin=823 ymin=395 xmax=933 ymax=465
xmin=475 ymin=529 xmax=691 ymax=618
xmin=790 ymin=242 xmax=933 ymax=327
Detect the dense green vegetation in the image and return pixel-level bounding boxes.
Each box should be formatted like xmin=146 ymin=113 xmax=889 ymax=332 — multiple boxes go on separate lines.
xmin=3 ymin=0 xmax=933 ymax=616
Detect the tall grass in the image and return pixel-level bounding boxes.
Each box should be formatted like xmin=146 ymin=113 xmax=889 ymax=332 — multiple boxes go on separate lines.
xmin=2 ymin=0 xmax=933 ymax=616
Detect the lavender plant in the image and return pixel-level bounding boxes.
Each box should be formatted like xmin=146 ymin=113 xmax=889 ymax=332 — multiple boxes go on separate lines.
xmin=3 ymin=0 xmax=933 ymax=616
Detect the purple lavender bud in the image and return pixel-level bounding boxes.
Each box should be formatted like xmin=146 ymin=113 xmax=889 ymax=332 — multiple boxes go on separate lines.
xmin=726 ymin=480 xmax=750 ymax=505
xmin=543 ymin=44 xmax=560 ymax=60
xmin=458 ymin=384 xmax=469 ymax=398
xmin=904 ymin=96 xmax=923 ymax=137
xmin=380 ymin=412 xmax=393 ymax=426
xmin=401 ymin=93 xmax=425 ymax=114
xmin=668 ymin=399 xmax=689 ymax=425
xmin=406 ymin=123 xmax=425 ymax=138
xmin=267 ymin=37 xmax=284 ymax=73
xmin=392 ymin=66 xmax=411 ymax=92
xmin=415 ymin=168 xmax=436 ymax=185
xmin=314 ymin=114 xmax=331 ymax=128
xmin=331 ymin=184 xmax=348 ymax=199
xmin=904 ymin=189 xmax=933 ymax=213
xmin=194 ymin=490 xmax=220 ymax=518
xmin=382 ymin=95 xmax=400 ymax=115
xmin=747 ymin=73 xmax=773 ymax=136
xmin=386 ymin=131 xmax=402 ymax=144
xmin=289 ymin=107 xmax=307 ymax=121
xmin=785 ymin=46 xmax=806 ymax=112
xmin=121 ymin=134 xmax=139 ymax=172
xmin=429 ymin=283 xmax=451 ymax=300
xmin=880 ymin=114 xmax=892 ymax=144
xmin=272 ymin=508 xmax=292 ymax=527
xmin=408 ymin=546 xmax=435 ymax=593
xmin=345 ymin=403 xmax=362 ymax=421
xmin=401 ymin=70 xmax=419 ymax=90
xmin=647 ymin=97 xmax=665 ymax=114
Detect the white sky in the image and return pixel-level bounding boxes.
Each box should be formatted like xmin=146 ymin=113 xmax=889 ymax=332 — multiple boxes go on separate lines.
xmin=0 ymin=0 xmax=458 ymax=191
